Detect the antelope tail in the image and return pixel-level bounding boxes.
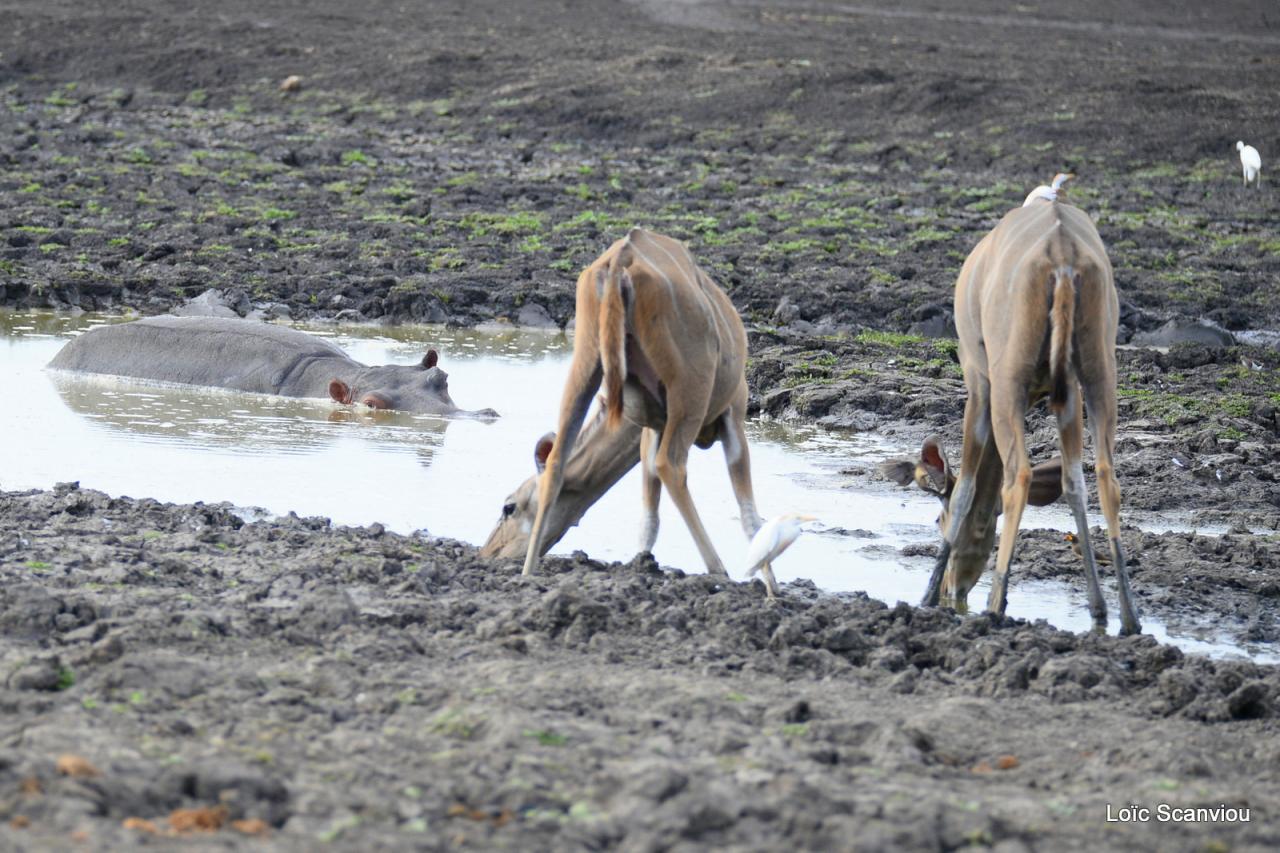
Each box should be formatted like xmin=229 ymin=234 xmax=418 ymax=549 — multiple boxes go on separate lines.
xmin=600 ymin=243 xmax=633 ymax=429
xmin=1049 ymin=266 xmax=1076 ymax=414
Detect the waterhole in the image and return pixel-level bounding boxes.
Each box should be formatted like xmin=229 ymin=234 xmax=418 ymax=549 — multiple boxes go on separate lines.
xmin=3 ymin=311 xmax=1270 ymax=661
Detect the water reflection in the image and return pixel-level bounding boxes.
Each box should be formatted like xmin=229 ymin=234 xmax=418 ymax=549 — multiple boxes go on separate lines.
xmin=48 ymin=370 xmax=450 ymax=462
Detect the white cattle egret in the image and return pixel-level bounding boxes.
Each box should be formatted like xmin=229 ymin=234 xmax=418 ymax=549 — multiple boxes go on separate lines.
xmin=1237 ymin=141 xmax=1262 ymax=188
xmin=1022 ymin=172 xmax=1073 ymax=206
xmin=743 ymin=513 xmax=817 ymax=600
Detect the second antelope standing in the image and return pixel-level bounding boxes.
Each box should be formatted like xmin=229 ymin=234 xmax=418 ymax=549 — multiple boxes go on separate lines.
xmin=896 ymin=198 xmax=1141 ymax=635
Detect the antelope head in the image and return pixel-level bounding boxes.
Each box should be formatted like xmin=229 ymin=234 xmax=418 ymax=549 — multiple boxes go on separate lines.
xmin=481 ymin=433 xmax=556 ymax=560
xmin=880 ymin=436 xmax=1065 ymax=601
xmin=481 ymin=401 xmax=644 ymax=562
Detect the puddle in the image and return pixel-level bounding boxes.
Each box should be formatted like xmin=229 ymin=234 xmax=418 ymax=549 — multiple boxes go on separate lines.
xmin=2 ymin=310 xmax=1270 ymax=662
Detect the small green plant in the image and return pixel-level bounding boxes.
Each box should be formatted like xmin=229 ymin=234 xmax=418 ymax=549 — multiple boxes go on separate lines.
xmin=318 ymin=815 xmax=361 ymax=843
xmin=56 ymin=667 xmax=76 ymax=691
xmin=341 ymin=149 xmax=373 ymax=167
xmin=525 ymin=729 xmax=568 ymax=746
xmin=856 ymin=329 xmax=923 ymax=347
xmin=429 ymin=707 xmax=478 ymax=739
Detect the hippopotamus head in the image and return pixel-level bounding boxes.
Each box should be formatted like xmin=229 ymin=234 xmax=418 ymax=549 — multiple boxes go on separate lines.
xmin=327 ymin=349 xmax=496 ymax=418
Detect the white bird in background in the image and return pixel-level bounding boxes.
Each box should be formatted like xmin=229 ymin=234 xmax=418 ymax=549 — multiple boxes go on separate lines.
xmin=1237 ymin=141 xmax=1262 ymax=188
xmin=1022 ymin=172 xmax=1074 ymax=206
xmin=743 ymin=513 xmax=818 ymax=600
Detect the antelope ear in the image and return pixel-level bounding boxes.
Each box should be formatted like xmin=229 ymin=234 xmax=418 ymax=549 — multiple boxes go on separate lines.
xmin=879 ymin=458 xmax=917 ymax=487
xmin=533 ymin=432 xmax=556 ymax=474
xmin=422 ymin=349 xmax=439 ymax=369
xmin=1028 ymin=457 xmax=1064 ymax=506
xmin=329 ymin=379 xmax=353 ymax=404
xmin=919 ymin=435 xmax=953 ymax=496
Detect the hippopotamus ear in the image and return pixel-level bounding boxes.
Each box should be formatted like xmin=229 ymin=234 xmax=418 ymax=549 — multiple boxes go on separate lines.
xmin=328 ymin=379 xmax=353 ymax=405
xmin=421 ymin=349 xmax=438 ymax=369
xmin=533 ymin=432 xmax=556 ymax=474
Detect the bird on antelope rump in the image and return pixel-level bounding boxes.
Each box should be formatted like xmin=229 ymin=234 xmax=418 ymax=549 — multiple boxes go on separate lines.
xmin=743 ymin=513 xmax=818 ymax=600
xmin=1022 ymin=172 xmax=1073 ymax=206
xmin=883 ymin=190 xmax=1142 ymax=636
xmin=1237 ymin=141 xmax=1262 ymax=188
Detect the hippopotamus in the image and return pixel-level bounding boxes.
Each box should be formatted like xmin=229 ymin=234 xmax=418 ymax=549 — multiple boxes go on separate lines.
xmin=48 ymin=316 xmax=498 ymax=417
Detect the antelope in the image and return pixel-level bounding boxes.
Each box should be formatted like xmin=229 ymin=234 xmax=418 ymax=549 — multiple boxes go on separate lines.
xmin=485 ymin=228 xmax=764 ymax=578
xmin=891 ymin=197 xmax=1141 ymax=635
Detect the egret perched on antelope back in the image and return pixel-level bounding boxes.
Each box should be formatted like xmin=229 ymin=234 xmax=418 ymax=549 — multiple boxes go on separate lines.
xmin=1237 ymin=141 xmax=1262 ymax=188
xmin=743 ymin=513 xmax=817 ymax=600
xmin=1023 ymin=172 xmax=1073 ymax=206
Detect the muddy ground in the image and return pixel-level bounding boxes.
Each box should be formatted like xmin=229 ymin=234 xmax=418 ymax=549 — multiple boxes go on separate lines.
xmin=1 ymin=485 xmax=1278 ymax=851
xmin=2 ymin=0 xmax=1280 ymax=849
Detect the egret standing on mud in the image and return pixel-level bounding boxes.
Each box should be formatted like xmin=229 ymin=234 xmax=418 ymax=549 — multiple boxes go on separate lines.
xmin=1023 ymin=172 xmax=1073 ymax=206
xmin=743 ymin=513 xmax=817 ymax=600
xmin=1237 ymin=141 xmax=1262 ymax=188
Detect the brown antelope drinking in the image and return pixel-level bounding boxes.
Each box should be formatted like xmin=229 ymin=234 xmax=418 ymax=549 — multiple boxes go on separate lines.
xmin=892 ymin=197 xmax=1141 ymax=635
xmin=488 ymin=228 xmax=764 ymax=578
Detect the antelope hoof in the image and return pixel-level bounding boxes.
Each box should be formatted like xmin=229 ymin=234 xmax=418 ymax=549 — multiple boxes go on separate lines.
xmin=1119 ymin=616 xmax=1142 ymax=637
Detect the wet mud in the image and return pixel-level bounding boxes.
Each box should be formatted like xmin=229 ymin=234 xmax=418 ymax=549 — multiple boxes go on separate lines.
xmin=1 ymin=484 xmax=1278 ymax=850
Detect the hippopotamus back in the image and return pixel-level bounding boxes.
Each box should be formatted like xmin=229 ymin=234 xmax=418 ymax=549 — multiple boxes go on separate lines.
xmin=49 ymin=316 xmax=352 ymax=395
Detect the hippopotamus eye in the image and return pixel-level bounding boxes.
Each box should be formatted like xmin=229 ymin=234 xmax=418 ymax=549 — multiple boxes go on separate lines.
xmin=502 ymin=502 xmax=516 ymax=518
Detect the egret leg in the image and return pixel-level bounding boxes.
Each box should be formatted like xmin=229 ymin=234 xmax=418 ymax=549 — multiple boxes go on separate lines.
xmin=759 ymin=561 xmax=779 ymax=600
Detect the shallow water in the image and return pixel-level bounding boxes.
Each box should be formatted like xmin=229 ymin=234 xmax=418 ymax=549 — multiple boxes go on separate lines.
xmin=3 ymin=311 xmax=1270 ymax=662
